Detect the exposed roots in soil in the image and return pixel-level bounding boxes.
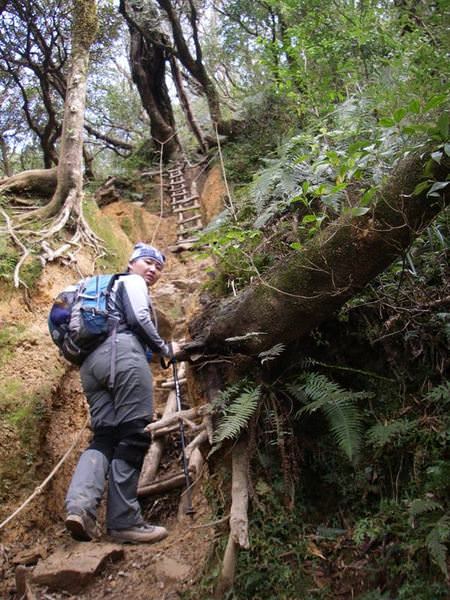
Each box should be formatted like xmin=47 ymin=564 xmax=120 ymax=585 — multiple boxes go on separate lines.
xmin=1 ymin=193 xmax=106 ymax=287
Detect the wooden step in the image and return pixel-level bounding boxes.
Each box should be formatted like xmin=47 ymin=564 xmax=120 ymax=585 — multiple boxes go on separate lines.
xmin=179 ymin=214 xmax=202 ymax=225
xmin=173 ymin=203 xmax=201 ymax=213
xmin=172 ymin=195 xmax=199 ymax=206
xmin=178 ymin=224 xmax=203 ymax=235
xmin=168 ymin=240 xmax=199 ymax=252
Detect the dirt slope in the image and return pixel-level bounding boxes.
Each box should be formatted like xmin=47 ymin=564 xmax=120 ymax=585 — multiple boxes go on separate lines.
xmin=0 ymin=172 xmax=224 ymax=599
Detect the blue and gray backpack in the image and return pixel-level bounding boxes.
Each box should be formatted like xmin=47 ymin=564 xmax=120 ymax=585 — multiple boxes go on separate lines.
xmin=48 ymin=273 xmax=126 ymax=365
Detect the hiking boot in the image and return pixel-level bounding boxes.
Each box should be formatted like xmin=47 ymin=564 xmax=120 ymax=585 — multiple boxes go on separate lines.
xmin=65 ymin=511 xmax=98 ymax=542
xmin=108 ymin=523 xmax=168 ymax=544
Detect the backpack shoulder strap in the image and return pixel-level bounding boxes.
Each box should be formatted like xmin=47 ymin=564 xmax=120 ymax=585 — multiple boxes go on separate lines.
xmin=105 ymin=272 xmax=131 ymax=294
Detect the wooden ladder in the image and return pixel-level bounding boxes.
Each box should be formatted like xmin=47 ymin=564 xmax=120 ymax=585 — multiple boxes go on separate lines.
xmin=167 ymin=164 xmax=203 ymax=249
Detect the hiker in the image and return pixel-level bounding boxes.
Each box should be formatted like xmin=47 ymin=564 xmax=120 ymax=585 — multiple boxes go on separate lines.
xmin=64 ymin=243 xmax=181 ymax=544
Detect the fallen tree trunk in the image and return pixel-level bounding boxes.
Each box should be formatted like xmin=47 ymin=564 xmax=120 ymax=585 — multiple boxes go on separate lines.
xmin=190 ymin=151 xmax=449 ymax=355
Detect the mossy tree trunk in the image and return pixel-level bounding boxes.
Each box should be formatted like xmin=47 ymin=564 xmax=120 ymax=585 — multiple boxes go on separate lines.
xmin=119 ymin=0 xmax=181 ymax=162
xmin=30 ymin=0 xmax=98 ymax=221
xmin=190 ymin=152 xmax=449 ymax=356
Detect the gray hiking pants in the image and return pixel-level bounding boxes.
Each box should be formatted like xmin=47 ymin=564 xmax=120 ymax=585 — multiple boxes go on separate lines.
xmin=65 ymin=332 xmax=153 ymax=530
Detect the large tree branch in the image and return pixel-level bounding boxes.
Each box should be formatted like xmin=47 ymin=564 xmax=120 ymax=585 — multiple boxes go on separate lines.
xmin=84 ymin=122 xmax=133 ymax=152
xmin=190 ymin=151 xmax=449 ymax=355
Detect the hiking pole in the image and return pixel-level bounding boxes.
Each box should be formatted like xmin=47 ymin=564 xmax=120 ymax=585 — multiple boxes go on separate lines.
xmin=171 ymin=357 xmax=195 ymax=517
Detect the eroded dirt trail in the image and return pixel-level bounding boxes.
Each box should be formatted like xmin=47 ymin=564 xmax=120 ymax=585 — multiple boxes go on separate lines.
xmin=0 ymin=197 xmax=220 ymax=599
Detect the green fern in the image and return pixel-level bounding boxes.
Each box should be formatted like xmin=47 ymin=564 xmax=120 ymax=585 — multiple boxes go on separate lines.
xmin=288 ymin=372 xmax=369 ymax=463
xmin=408 ymin=500 xmax=449 ymax=577
xmin=409 ymin=498 xmax=443 ymax=518
xmin=426 ymin=515 xmax=450 ymax=577
xmin=212 ymin=382 xmax=242 ymax=413
xmin=423 ymin=381 xmax=450 ymax=405
xmin=367 ymin=419 xmax=416 ymax=449
xmin=212 ymin=385 xmax=261 ymax=451
xmin=258 ymin=343 xmax=286 ymax=365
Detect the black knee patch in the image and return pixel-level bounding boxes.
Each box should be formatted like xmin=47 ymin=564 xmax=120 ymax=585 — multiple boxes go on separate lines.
xmin=88 ymin=426 xmax=116 ymax=462
xmin=114 ymin=419 xmax=151 ymax=469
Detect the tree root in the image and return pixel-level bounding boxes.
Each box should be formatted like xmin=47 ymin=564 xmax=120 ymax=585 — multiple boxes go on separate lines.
xmin=145 ymin=404 xmax=211 ymax=436
xmin=138 ymin=390 xmax=178 ymax=489
xmin=1 ymin=189 xmax=106 ymax=285
xmin=216 ymin=436 xmax=250 ymax=597
xmin=0 ymin=167 xmax=57 ymax=196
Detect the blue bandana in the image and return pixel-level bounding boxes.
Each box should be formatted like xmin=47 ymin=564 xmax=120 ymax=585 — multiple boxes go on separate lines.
xmin=129 ymin=243 xmax=165 ymax=267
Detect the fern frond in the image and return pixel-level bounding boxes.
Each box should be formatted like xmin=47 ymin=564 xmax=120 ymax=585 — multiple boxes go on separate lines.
xmin=426 ymin=518 xmax=449 ymax=577
xmin=292 ymin=372 xmax=367 ymax=462
xmin=409 ymin=498 xmax=443 ymax=518
xmin=213 ymin=385 xmax=261 ymax=446
xmin=285 ymin=381 xmax=307 ymax=403
xmin=299 ymin=356 xmax=319 ymax=369
xmin=258 ymin=343 xmax=286 ymax=365
xmin=367 ymin=419 xmax=415 ymax=449
xmin=322 ymin=400 xmax=362 ymax=463
xmin=212 ymin=382 xmax=243 ymax=413
xmin=423 ymin=381 xmax=450 ymax=405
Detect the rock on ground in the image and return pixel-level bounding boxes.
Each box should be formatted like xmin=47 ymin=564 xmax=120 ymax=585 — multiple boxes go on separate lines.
xmin=31 ymin=542 xmax=124 ymax=592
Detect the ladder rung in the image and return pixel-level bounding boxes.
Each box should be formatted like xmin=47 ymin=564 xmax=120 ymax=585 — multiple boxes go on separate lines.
xmin=173 ymin=203 xmax=201 ymax=213
xmin=179 ymin=224 xmax=203 ymax=234
xmin=176 ymin=238 xmax=199 ymax=246
xmin=172 ymin=195 xmax=199 ymax=206
xmin=179 ymin=214 xmax=202 ymax=225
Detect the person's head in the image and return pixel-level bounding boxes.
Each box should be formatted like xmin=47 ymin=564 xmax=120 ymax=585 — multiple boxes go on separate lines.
xmin=128 ymin=242 xmax=166 ymax=286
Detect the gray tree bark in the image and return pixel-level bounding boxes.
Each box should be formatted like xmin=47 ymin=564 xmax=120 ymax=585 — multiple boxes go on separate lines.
xmin=30 ymin=0 xmax=98 ymax=221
